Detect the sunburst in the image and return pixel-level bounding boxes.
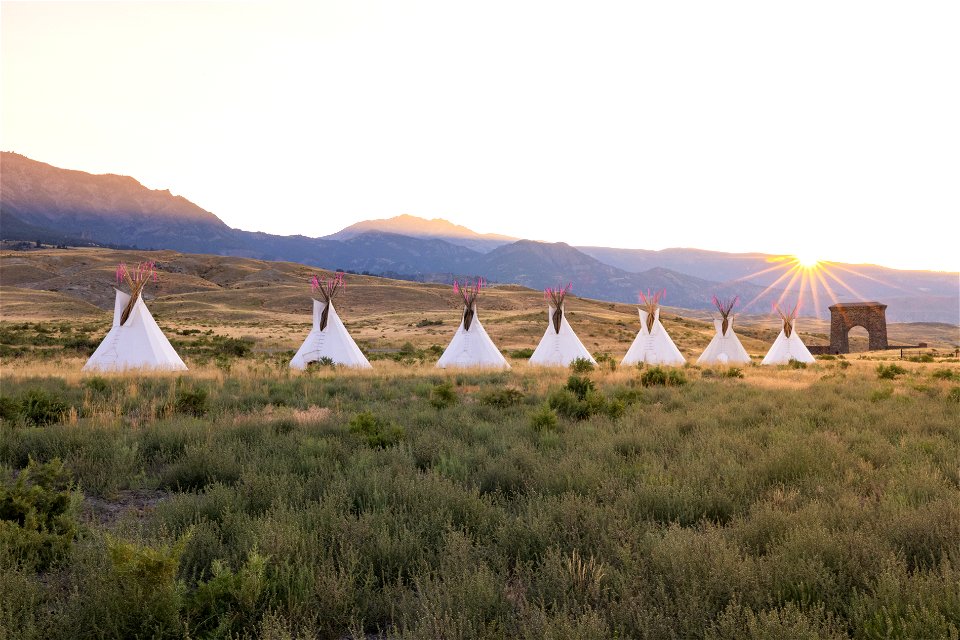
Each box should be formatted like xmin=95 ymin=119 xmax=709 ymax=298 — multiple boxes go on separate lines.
xmin=713 ymin=251 xmax=910 ymax=321
xmin=794 ymin=254 xmax=820 ymax=269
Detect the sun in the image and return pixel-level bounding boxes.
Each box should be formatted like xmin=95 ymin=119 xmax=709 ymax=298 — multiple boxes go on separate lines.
xmin=794 ymin=253 xmax=820 ymax=269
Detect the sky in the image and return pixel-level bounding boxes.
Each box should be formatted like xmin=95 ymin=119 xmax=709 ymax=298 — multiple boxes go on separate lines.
xmin=2 ymin=1 xmax=958 ymax=272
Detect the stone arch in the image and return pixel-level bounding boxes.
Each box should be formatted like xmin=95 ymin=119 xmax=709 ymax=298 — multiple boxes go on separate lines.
xmin=829 ymin=302 xmax=888 ymax=353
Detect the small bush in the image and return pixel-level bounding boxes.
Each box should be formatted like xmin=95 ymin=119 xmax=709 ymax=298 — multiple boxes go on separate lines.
xmin=306 ymin=356 xmax=336 ymax=371
xmin=549 ymin=385 xmax=619 ymax=421
xmin=640 ymin=366 xmax=687 ymax=387
xmin=594 ymin=352 xmax=617 ymax=370
xmin=186 ymin=551 xmax=267 ymax=638
xmin=565 ymin=375 xmax=595 ymax=400
xmin=0 ymin=458 xmax=79 ymax=570
xmin=908 ymin=354 xmax=935 ymax=363
xmin=17 ymin=389 xmax=69 ymax=426
xmin=429 ymin=382 xmax=458 ymax=409
xmin=510 ymin=348 xmax=535 ymax=359
xmin=174 ymin=387 xmax=209 ymax=417
xmin=931 ymin=368 xmax=959 ymax=381
xmin=722 ymin=367 xmax=744 ymax=379
xmin=530 ymin=405 xmax=559 ymax=432
xmin=213 ymin=336 xmax=253 ymax=358
xmin=570 ymin=358 xmax=595 ymax=374
xmin=479 ymin=387 xmax=525 ymax=408
xmin=837 ymin=360 xmax=851 ymax=369
xmin=948 ymin=387 xmax=960 ymax=403
xmin=83 ymin=376 xmax=112 ymax=395
xmin=0 ymin=396 xmax=18 ymax=422
xmin=348 ymin=411 xmax=405 ymax=448
xmin=877 ymin=364 xmax=907 ymax=380
xmin=787 ymin=359 xmax=807 ymax=369
xmin=415 ymin=319 xmax=443 ymax=327
xmin=818 ymin=354 xmax=837 ymax=360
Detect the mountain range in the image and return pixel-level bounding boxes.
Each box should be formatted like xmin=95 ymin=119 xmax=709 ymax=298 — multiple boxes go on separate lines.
xmin=1 ymin=151 xmax=957 ymax=323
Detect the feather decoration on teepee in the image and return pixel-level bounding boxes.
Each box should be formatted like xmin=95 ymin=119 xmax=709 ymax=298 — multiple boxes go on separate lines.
xmin=639 ymin=289 xmax=665 ymax=333
xmin=544 ymin=283 xmax=572 ymax=333
xmin=711 ymin=295 xmax=739 ymax=336
xmin=453 ymin=277 xmax=484 ymax=331
xmin=774 ymin=302 xmax=799 ymax=339
xmin=116 ymin=261 xmax=158 ymax=326
xmin=310 ymin=272 xmax=345 ymax=331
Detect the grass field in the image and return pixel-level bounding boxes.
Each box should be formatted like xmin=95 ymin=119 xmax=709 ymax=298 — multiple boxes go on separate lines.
xmin=2 ymin=248 xmax=959 ymax=638
xmin=1 ymin=344 xmax=959 ymax=638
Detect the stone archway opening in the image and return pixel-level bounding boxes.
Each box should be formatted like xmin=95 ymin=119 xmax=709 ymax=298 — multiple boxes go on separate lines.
xmin=847 ymin=326 xmax=870 ymax=352
xmin=828 ymin=302 xmax=889 ymax=353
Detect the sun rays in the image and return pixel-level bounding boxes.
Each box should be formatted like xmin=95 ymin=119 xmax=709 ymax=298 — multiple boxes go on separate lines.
xmin=736 ymin=255 xmax=902 ymax=319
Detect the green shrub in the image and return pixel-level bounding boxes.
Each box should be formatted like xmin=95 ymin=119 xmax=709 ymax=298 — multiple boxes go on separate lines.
xmin=565 ymin=375 xmax=595 ymax=400
xmin=213 ymin=336 xmax=253 ymax=358
xmin=594 ymin=353 xmax=617 ymax=370
xmin=530 ymin=405 xmax=559 ymax=432
xmin=640 ymin=366 xmax=687 ymax=387
xmin=570 ymin=358 xmax=595 ymax=374
xmin=348 ymin=411 xmax=405 ymax=448
xmin=877 ymin=364 xmax=907 ymax=380
xmin=62 ymin=336 xmax=99 ymax=354
xmin=174 ymin=387 xmax=209 ymax=417
xmin=837 ymin=360 xmax=851 ymax=369
xmin=510 ymin=348 xmax=535 ymax=359
xmin=17 ymin=389 xmax=69 ymax=426
xmin=429 ymin=382 xmax=458 ymax=409
xmin=787 ymin=359 xmax=807 ymax=369
xmin=479 ymin=387 xmax=525 ymax=408
xmin=186 ymin=551 xmax=267 ymax=638
xmin=722 ymin=367 xmax=744 ymax=379
xmin=931 ymin=368 xmax=959 ymax=381
xmin=415 ymin=319 xmax=443 ymax=327
xmin=0 ymin=396 xmax=18 ymax=422
xmin=306 ymin=356 xmax=336 ymax=371
xmin=83 ymin=376 xmax=112 ymax=395
xmin=948 ymin=387 xmax=960 ymax=403
xmin=818 ymin=354 xmax=837 ymax=360
xmin=101 ymin=535 xmax=185 ymax=637
xmin=0 ymin=458 xmax=79 ymax=570
xmin=908 ymin=354 xmax=935 ymax=363
xmin=549 ymin=385 xmax=619 ymax=421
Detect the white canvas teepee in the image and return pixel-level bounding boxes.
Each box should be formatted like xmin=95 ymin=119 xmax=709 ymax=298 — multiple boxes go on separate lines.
xmin=761 ymin=304 xmax=816 ymax=365
xmin=84 ymin=262 xmax=187 ymax=372
xmin=529 ymin=285 xmax=595 ymax=367
xmin=697 ymin=296 xmax=751 ymax=365
xmin=290 ymin=273 xmax=371 ymax=369
xmin=621 ymin=291 xmax=685 ymax=366
xmin=437 ymin=278 xmax=510 ymax=369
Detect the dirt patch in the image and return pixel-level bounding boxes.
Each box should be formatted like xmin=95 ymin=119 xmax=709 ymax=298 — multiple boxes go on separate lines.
xmin=82 ymin=489 xmax=170 ymax=527
xmin=293 ymin=405 xmax=332 ymax=424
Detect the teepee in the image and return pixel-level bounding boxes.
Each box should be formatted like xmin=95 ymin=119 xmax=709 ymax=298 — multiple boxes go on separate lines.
xmin=84 ymin=262 xmax=187 ymax=372
xmin=529 ymin=284 xmax=595 ymax=367
xmin=761 ymin=304 xmax=816 ymax=365
xmin=436 ymin=278 xmax=510 ymax=369
xmin=696 ymin=296 xmax=751 ymax=365
xmin=621 ymin=290 xmax=685 ymax=366
xmin=290 ymin=273 xmax=371 ymax=369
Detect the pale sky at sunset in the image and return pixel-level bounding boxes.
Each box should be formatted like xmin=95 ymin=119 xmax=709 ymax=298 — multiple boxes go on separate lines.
xmin=2 ymin=1 xmax=958 ymax=271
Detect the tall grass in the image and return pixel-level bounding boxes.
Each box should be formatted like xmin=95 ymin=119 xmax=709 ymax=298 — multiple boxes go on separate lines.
xmin=1 ymin=359 xmax=958 ymax=638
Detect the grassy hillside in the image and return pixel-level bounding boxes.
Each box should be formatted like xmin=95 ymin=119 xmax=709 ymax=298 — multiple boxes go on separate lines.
xmin=2 ymin=248 xmax=956 ymax=362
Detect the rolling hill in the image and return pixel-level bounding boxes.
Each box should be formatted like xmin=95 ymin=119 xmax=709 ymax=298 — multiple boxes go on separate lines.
xmin=2 ymin=152 xmax=956 ymax=323
xmin=3 ymin=248 xmax=956 ymax=358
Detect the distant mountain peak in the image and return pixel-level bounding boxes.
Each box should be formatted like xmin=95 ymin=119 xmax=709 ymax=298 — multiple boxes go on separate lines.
xmin=326 ymin=214 xmax=517 ymax=253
